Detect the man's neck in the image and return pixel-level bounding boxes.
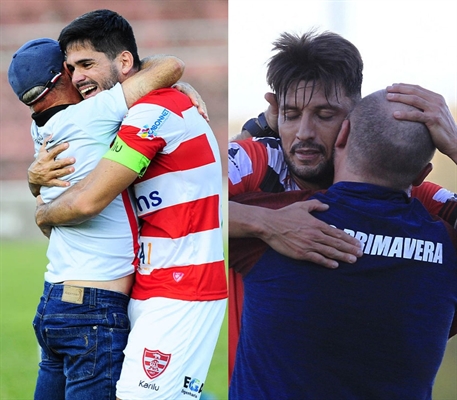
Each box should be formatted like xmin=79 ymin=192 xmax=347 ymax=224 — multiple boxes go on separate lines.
xmin=31 ymin=104 xmax=72 ymax=127
xmin=31 ymin=93 xmax=81 ymax=114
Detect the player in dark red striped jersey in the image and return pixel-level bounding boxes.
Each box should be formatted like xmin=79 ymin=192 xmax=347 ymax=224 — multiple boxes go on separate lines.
xmin=228 ymin=31 xmax=457 ymax=381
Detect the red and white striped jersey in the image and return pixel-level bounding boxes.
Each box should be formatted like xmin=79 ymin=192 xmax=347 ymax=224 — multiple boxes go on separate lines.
xmin=108 ymin=88 xmax=227 ymax=302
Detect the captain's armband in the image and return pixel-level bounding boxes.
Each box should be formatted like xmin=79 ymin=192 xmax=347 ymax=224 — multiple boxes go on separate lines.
xmin=103 ymin=137 xmax=150 ymax=177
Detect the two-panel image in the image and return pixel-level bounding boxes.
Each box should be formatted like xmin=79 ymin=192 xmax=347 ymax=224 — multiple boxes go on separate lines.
xmin=0 ymin=1 xmax=456 ymax=399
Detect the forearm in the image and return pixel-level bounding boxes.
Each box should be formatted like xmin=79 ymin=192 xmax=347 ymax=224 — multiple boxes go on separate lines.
xmin=36 ymin=158 xmax=137 ymax=228
xmin=140 ymin=54 xmax=182 ymax=71
xmin=122 ymin=55 xmax=185 ymax=107
xmin=229 ymin=198 xmax=362 ymax=266
xmin=36 ymin=181 xmax=100 ymax=228
xmin=447 ymin=148 xmax=457 ymax=165
xmin=146 ymin=54 xmax=185 ymax=87
xmin=228 ymin=201 xmax=270 ymax=238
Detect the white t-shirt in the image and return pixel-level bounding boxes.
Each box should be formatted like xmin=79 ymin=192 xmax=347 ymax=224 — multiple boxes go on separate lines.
xmin=31 ymin=83 xmax=139 ymax=282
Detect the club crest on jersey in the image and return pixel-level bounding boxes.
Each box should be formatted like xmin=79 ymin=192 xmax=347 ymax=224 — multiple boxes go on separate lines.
xmin=173 ymin=272 xmax=184 ymax=282
xmin=143 ymin=349 xmax=171 ymax=380
xmin=137 ymin=108 xmax=170 ymax=140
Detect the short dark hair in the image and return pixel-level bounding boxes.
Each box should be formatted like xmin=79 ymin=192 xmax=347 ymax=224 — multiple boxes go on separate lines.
xmin=347 ymin=90 xmax=435 ymax=190
xmin=58 ymin=9 xmax=141 ymax=70
xmin=267 ymin=30 xmax=363 ymax=107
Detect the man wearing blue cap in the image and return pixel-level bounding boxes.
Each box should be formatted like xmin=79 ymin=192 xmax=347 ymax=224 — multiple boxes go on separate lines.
xmin=8 ymin=36 xmax=183 ymax=400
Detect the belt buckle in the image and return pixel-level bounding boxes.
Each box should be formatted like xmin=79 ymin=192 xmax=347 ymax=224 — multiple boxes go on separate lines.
xmin=61 ymin=285 xmax=84 ymax=304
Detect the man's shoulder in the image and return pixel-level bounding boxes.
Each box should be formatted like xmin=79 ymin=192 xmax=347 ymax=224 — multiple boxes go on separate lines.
xmin=411 ymin=181 xmax=457 ymax=203
xmin=62 ymin=83 xmax=125 ymax=116
xmin=134 ymin=87 xmax=193 ymax=114
xmin=231 ymin=136 xmax=282 ymax=148
xmin=411 ymin=181 xmax=457 ymax=227
xmin=229 ymin=135 xmax=291 ymax=195
xmin=230 ymin=136 xmax=283 ymax=159
xmin=252 ymin=136 xmax=282 ymax=147
xmin=42 ymin=85 xmax=126 ymax=140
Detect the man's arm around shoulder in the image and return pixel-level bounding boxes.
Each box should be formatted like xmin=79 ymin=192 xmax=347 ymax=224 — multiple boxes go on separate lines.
xmin=35 ymin=159 xmax=137 ymax=229
xmin=122 ymin=55 xmax=185 ymax=108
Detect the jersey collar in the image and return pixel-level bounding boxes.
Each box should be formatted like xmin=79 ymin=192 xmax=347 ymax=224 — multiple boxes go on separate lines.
xmin=31 ymin=104 xmax=71 ymax=127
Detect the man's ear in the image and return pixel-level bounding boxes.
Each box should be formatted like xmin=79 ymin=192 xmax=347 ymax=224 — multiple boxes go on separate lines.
xmin=118 ymin=51 xmax=135 ymax=75
xmin=63 ymin=61 xmax=72 ymax=76
xmin=334 ymin=119 xmax=350 ymax=149
xmin=412 ymin=162 xmax=433 ymax=187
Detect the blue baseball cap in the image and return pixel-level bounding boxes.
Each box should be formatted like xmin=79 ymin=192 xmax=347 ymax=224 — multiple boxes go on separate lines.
xmin=8 ymin=38 xmax=64 ymax=105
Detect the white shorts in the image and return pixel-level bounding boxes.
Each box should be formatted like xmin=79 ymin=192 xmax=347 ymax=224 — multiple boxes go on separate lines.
xmin=116 ymin=297 xmax=226 ymax=399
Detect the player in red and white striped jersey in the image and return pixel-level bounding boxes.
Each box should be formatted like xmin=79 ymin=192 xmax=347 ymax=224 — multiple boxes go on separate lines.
xmin=36 ymin=87 xmax=227 ymax=399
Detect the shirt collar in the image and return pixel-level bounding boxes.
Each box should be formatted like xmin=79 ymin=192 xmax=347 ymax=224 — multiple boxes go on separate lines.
xmin=31 ymin=104 xmax=72 ymax=127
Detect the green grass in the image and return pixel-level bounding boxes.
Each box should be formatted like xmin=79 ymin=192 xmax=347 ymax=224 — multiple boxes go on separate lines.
xmin=0 ymin=241 xmax=227 ymax=400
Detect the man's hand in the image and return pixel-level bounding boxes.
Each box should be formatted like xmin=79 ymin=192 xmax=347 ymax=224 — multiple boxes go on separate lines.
xmin=173 ymin=81 xmax=209 ymax=122
xmin=231 ymin=92 xmax=279 ymax=142
xmin=259 ymin=200 xmax=363 ymax=268
xmin=28 ymin=138 xmax=75 ymax=190
xmin=229 ymin=200 xmax=363 ymax=268
xmin=264 ymin=92 xmax=279 ymax=133
xmin=386 ymin=83 xmax=457 ymax=163
xmin=35 ymin=195 xmax=52 ymax=238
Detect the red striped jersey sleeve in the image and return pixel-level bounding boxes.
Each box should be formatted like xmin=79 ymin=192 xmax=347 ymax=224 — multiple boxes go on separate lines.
xmin=411 ymin=181 xmax=457 ymax=228
xmin=228 ymin=138 xmax=269 ymax=198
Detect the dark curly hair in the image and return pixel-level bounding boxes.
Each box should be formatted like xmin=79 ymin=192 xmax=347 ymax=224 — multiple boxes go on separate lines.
xmin=267 ymin=30 xmax=363 ymax=109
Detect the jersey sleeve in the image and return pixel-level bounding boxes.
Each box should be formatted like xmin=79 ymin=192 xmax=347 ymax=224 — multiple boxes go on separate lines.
xmin=103 ymin=136 xmax=151 ymax=175
xmin=411 ymin=181 xmax=457 ymax=228
xmin=228 ymin=138 xmax=270 ymax=198
xmin=103 ymin=91 xmax=187 ymax=176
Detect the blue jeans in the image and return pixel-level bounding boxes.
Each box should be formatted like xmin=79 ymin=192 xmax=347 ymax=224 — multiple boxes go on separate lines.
xmin=33 ymin=282 xmax=130 ymax=400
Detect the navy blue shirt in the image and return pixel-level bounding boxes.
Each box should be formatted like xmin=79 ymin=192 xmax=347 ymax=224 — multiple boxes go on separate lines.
xmin=230 ymin=182 xmax=457 ymax=400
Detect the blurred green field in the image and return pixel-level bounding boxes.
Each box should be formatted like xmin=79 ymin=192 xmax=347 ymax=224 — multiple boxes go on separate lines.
xmin=1 ymin=241 xmax=456 ymax=399
xmin=0 ymin=241 xmax=227 ymax=400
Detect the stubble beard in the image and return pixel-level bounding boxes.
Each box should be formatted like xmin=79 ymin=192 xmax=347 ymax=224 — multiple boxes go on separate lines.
xmin=99 ymin=63 xmax=122 ymax=91
xmin=284 ymin=151 xmax=335 ymax=187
